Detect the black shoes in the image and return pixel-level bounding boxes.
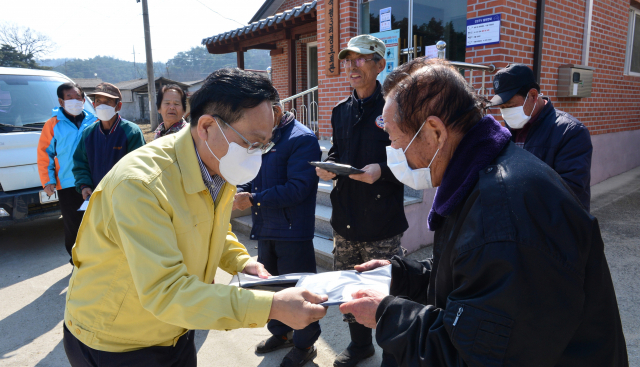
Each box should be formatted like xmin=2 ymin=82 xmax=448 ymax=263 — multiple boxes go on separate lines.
xmin=333 ymin=342 xmax=376 ymax=367
xmin=255 ymin=332 xmax=293 ymax=354
xmin=281 ymin=345 xmax=317 ymax=367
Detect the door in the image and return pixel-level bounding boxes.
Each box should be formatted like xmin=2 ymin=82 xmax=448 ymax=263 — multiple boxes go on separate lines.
xmin=307 ymin=42 xmax=319 ymax=129
xmin=360 ymin=0 xmax=467 ymax=63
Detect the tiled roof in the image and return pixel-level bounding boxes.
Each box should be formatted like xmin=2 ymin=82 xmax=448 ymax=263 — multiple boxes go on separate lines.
xmin=73 ymin=78 xmax=103 ymax=88
xmin=202 ymin=1 xmax=316 ymax=46
xmin=114 ymin=78 xmax=148 ymax=90
xmin=114 ymin=77 xmax=189 ymax=91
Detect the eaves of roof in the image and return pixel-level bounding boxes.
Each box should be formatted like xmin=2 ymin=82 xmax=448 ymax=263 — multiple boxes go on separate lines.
xmin=201 ymin=1 xmax=316 ymax=50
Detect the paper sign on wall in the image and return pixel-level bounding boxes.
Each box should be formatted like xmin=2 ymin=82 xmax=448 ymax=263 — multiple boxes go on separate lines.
xmin=424 ymin=45 xmax=439 ymax=59
xmin=466 ymin=14 xmax=501 ymax=48
xmin=380 ymin=7 xmax=392 ymax=32
xmin=370 ymin=29 xmax=400 ymax=84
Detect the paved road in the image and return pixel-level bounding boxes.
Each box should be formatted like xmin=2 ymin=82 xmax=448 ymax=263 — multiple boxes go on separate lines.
xmin=0 ymin=166 xmax=638 ymax=366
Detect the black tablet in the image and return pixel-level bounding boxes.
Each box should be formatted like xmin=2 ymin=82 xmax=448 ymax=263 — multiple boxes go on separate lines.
xmin=309 ymin=161 xmax=365 ymax=176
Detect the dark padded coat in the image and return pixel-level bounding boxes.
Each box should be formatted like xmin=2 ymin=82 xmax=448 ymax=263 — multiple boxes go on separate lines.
xmin=237 ymin=116 xmax=321 ymax=241
xmin=326 ymin=82 xmax=408 ymax=242
xmin=513 ymin=99 xmax=592 ymax=211
xmin=375 ymin=143 xmax=628 ymax=367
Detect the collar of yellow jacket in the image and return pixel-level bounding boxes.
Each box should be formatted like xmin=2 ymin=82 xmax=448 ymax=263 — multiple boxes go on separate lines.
xmin=175 ymin=126 xmax=210 ymax=195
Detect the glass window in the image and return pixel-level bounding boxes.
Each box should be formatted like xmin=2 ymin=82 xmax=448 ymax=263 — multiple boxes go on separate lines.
xmin=360 ymin=0 xmax=467 ymax=63
xmin=626 ymin=10 xmax=640 ymax=75
xmin=413 ymin=0 xmax=467 ymax=62
xmin=361 ymin=0 xmax=409 ymax=48
xmin=0 ymin=75 xmax=95 ymax=130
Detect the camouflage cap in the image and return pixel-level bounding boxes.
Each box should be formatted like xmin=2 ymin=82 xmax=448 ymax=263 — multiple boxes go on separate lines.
xmin=338 ymin=34 xmax=386 ymax=60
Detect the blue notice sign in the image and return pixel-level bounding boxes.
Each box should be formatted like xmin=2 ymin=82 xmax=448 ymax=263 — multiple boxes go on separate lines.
xmin=466 ymin=14 xmax=501 ymax=48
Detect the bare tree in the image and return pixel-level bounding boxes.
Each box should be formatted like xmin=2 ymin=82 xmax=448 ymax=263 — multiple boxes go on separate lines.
xmin=0 ymin=23 xmax=56 ymax=58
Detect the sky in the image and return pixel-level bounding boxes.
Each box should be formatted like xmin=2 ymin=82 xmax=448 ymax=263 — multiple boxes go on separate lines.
xmin=1 ymin=0 xmax=266 ymax=63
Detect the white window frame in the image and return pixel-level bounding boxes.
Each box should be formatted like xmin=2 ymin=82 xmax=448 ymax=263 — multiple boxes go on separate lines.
xmin=625 ymin=7 xmax=640 ymax=76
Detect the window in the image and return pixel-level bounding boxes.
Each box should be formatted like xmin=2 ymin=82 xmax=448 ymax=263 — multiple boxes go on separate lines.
xmin=360 ymin=0 xmax=467 ymax=63
xmin=625 ymin=7 xmax=640 ymax=76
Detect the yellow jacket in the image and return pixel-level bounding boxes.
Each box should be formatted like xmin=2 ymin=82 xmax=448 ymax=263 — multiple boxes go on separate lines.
xmin=64 ymin=127 xmax=273 ymax=352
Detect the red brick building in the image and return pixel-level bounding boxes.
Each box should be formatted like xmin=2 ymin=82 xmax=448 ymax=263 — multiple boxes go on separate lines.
xmin=203 ymin=0 xmax=640 ymax=251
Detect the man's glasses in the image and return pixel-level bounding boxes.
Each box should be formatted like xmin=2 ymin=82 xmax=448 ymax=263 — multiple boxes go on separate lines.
xmin=214 ymin=116 xmax=275 ymax=154
xmin=340 ymin=57 xmax=376 ymax=68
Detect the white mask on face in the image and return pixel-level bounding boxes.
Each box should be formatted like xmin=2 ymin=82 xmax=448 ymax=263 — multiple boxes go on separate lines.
xmin=64 ymin=99 xmax=84 ymax=116
xmin=500 ymin=93 xmax=537 ymax=129
xmin=205 ymin=120 xmax=262 ymax=186
xmin=95 ymin=104 xmax=117 ymax=121
xmin=386 ymin=122 xmax=440 ymax=190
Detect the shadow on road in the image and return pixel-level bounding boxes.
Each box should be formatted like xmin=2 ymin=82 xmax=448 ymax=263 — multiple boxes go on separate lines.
xmin=0 ymin=217 xmax=68 ymax=290
xmin=0 ymin=274 xmax=70 ymax=362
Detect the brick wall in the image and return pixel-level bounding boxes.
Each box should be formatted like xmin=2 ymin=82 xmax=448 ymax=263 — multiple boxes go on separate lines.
xmin=271 ymin=0 xmax=640 ymax=138
xmin=466 ymin=0 xmax=640 ymax=135
xmin=316 ymin=0 xmax=359 ymax=138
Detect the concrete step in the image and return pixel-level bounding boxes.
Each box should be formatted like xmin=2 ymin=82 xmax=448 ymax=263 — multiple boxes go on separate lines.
xmin=313 ymin=236 xmax=334 ymax=269
xmin=230 ymin=214 xmax=334 ymax=269
xmin=319 ymin=139 xmax=331 ymax=162
xmin=314 ymin=203 xmax=333 ymax=238
xmin=317 ymin=179 xmax=333 ymax=206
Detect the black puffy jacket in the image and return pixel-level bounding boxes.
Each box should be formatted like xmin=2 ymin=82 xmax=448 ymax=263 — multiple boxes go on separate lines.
xmin=513 ymin=99 xmax=592 ymax=211
xmin=375 ymin=143 xmax=628 ymax=367
xmin=326 ymin=82 xmax=408 ymax=242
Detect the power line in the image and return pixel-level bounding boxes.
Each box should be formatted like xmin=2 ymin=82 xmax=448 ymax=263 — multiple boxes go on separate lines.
xmin=192 ymin=0 xmax=245 ymax=26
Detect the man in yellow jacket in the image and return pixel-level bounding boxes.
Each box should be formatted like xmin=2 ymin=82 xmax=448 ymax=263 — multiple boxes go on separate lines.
xmin=63 ymin=68 xmax=328 ymax=366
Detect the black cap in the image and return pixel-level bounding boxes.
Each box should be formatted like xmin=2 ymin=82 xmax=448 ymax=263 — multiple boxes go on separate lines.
xmin=489 ymin=64 xmax=535 ymax=106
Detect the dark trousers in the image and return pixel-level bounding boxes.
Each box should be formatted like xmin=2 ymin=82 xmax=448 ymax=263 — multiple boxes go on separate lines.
xmin=258 ymin=239 xmax=321 ymax=349
xmin=63 ymin=324 xmax=196 ymax=367
xmin=57 ymin=187 xmax=85 ymax=258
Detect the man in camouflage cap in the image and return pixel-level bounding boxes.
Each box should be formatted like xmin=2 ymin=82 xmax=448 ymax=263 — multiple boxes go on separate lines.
xmin=317 ymin=34 xmax=408 ymax=367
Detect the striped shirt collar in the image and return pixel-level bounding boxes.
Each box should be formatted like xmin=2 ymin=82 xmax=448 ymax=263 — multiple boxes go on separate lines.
xmin=98 ymin=114 xmax=121 ymax=136
xmin=193 ymin=140 xmax=226 ymax=202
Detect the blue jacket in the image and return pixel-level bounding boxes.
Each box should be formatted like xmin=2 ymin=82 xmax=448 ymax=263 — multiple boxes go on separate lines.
xmin=37 ymin=108 xmax=97 ymax=190
xmin=73 ymin=114 xmax=146 ymax=192
xmin=512 ymin=99 xmax=592 ymax=211
xmin=237 ymin=115 xmax=321 ymax=241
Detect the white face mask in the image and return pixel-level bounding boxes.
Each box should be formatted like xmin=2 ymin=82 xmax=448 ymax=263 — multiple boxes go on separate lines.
xmin=64 ymin=99 xmax=84 ymax=116
xmin=205 ymin=121 xmax=262 ymax=186
xmin=500 ymin=94 xmax=537 ymax=129
xmin=386 ymin=122 xmax=440 ymax=190
xmin=95 ymin=104 xmax=117 ymax=121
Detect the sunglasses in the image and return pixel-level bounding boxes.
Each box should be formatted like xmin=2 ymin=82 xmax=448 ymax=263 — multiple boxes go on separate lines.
xmin=214 ymin=116 xmax=275 ymax=154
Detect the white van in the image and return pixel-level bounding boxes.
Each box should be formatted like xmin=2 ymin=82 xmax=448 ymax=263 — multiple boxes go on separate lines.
xmin=0 ymin=67 xmax=95 ymax=227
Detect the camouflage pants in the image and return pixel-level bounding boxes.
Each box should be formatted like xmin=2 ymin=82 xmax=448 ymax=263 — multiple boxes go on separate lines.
xmin=333 ymin=232 xmax=404 ymax=323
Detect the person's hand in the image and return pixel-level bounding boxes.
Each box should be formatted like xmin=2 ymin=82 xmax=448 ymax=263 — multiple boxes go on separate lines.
xmin=233 ymin=192 xmax=253 ymax=211
xmin=43 ymin=184 xmax=56 ymax=197
xmin=269 ymin=288 xmax=329 ymax=330
xmin=316 ymin=167 xmax=337 ymax=181
xmin=339 ymin=289 xmax=387 ymax=329
xmin=349 ymin=164 xmax=381 ymax=184
xmin=82 ymin=187 xmax=93 ymax=200
xmin=354 ymin=259 xmax=391 ymax=273
xmin=242 ymin=261 xmax=271 ymax=279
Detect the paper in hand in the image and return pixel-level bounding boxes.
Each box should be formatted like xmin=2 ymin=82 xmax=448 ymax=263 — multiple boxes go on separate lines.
xmin=78 ymin=200 xmax=89 ymax=212
xmin=295 ymin=265 xmax=392 ymax=306
xmin=229 ymin=272 xmax=316 ymax=288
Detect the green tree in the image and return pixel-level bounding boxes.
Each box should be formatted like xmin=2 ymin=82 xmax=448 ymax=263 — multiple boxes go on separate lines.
xmin=165 ymin=46 xmax=270 ymax=81
xmin=0 ymin=44 xmax=48 ymax=69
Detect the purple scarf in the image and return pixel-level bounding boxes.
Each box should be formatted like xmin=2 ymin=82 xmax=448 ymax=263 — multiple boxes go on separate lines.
xmin=428 ymin=115 xmax=512 ymax=231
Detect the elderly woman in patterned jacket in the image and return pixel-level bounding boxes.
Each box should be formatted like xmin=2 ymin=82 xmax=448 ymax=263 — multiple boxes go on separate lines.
xmin=154 ymin=84 xmax=188 ymax=139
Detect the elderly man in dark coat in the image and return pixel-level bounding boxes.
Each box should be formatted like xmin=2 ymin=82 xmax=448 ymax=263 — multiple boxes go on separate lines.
xmin=340 ymin=58 xmax=628 ymax=367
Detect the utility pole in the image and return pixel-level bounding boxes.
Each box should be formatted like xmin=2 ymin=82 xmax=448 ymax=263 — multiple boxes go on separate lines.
xmin=138 ymin=0 xmax=158 ymax=129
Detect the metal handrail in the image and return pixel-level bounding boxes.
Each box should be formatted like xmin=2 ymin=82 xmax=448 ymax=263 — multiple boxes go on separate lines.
xmin=280 ymin=86 xmax=319 ymax=134
xmin=281 ymin=86 xmax=318 ymax=103
xmin=449 ymin=61 xmax=495 ymax=73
